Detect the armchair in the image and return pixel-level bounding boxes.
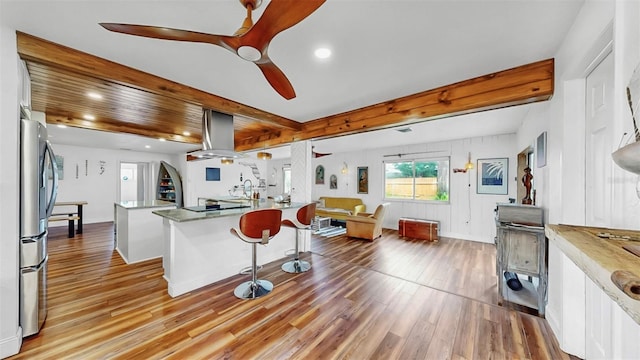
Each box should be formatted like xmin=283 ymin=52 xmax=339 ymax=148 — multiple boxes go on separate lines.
xmin=345 ymin=203 xmax=390 ymax=240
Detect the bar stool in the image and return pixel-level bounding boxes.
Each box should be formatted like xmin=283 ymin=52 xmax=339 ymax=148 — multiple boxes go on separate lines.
xmin=281 ymin=203 xmax=316 ymax=273
xmin=230 ymin=208 xmax=282 ymax=299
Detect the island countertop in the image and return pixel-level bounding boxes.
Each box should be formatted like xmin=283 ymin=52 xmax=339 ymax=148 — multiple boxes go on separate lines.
xmin=153 ymin=199 xmax=303 ymax=222
xmin=115 ymin=200 xmax=176 ymax=209
xmin=545 ymin=224 xmax=640 ymax=324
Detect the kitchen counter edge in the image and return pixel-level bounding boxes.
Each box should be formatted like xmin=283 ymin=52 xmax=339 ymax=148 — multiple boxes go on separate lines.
xmin=153 ymin=201 xmax=304 ymax=223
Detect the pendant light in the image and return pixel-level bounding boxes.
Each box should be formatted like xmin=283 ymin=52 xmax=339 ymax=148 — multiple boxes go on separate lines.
xmin=257 ymin=151 xmax=272 ymax=160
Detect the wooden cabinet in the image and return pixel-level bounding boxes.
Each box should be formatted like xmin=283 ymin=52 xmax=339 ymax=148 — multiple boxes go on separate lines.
xmin=496 ymin=224 xmax=547 ymax=315
xmin=156 ymin=161 xmax=183 ymax=207
xmin=398 ymin=218 xmax=439 ymax=241
xmin=495 ymin=204 xmax=546 ymax=316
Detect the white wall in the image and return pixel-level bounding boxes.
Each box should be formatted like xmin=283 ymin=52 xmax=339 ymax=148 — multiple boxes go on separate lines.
xmin=612 ymin=0 xmax=640 ymax=229
xmin=0 ymin=24 xmax=23 ymax=358
xmin=519 ymin=0 xmax=640 ymax=230
xmin=183 ymin=157 xmax=268 ymax=206
xmin=265 ymin=158 xmax=289 ymax=199
xmin=311 ymin=133 xmax=518 ymax=243
xmin=49 ymin=144 xmax=180 ymax=225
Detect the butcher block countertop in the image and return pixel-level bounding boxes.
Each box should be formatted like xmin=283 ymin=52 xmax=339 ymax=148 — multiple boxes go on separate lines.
xmin=546 ymin=224 xmax=640 ymax=325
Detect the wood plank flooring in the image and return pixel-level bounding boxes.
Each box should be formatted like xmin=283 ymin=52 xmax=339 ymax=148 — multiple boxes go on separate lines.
xmin=10 ymin=223 xmax=570 ymax=359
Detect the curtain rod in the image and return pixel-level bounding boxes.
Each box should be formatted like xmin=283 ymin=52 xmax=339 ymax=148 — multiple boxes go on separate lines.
xmin=383 ymin=150 xmax=446 ymax=158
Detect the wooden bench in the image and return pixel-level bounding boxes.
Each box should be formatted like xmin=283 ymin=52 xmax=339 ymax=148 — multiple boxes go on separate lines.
xmin=49 ymin=215 xmax=81 ymax=238
xmin=53 ymin=201 xmax=87 ymax=234
xmin=398 ymin=217 xmax=440 ymax=242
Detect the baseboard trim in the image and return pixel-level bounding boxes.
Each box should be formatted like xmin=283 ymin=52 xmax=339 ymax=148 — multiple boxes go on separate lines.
xmin=0 ymin=326 xmax=23 ymax=359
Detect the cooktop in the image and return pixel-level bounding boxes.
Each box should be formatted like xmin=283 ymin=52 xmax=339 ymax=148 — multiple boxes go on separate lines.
xmin=183 ymin=204 xmax=251 ymax=212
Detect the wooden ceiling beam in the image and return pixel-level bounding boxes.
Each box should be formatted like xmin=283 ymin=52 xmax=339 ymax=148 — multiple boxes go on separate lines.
xmin=18 ymin=30 xmax=553 ymax=153
xmin=234 ymin=59 xmax=554 ymax=151
xmin=17 ymin=31 xmax=301 ymax=132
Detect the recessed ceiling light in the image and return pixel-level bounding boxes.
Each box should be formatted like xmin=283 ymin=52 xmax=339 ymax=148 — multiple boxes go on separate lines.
xmin=83 ymin=114 xmax=95 ymax=121
xmin=314 ymin=47 xmax=331 ymax=59
xmin=158 ymin=138 xmax=166 ymax=142
xmin=183 ymin=131 xmax=191 ymax=136
xmin=145 ymin=145 xmax=151 ymax=149
xmin=57 ymin=124 xmax=67 ymax=129
xmin=87 ymin=92 xmax=102 ymax=100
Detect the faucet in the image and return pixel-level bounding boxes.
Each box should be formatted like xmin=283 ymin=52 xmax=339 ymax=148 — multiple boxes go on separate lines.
xmin=243 ymin=179 xmax=253 ymax=198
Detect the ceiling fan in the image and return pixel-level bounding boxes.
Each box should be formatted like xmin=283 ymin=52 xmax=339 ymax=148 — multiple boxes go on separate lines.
xmin=100 ymin=0 xmax=325 ymax=100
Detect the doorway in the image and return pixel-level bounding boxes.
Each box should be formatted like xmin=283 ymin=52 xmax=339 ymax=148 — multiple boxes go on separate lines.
xmin=119 ymin=162 xmax=150 ymax=202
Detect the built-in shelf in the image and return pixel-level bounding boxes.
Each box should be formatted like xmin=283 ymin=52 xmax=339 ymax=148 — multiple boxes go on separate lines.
xmin=156 ymin=161 xmax=183 ymax=207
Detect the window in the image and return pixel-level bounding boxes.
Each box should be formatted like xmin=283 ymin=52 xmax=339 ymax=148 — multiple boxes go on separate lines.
xmin=384 ymin=157 xmax=450 ymax=202
xmin=283 ymin=165 xmax=292 ymax=194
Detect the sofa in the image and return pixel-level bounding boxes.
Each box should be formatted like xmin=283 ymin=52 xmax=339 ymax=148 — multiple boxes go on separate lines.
xmin=314 ymin=197 xmax=365 ymax=221
xmin=346 ymin=203 xmax=390 ymax=240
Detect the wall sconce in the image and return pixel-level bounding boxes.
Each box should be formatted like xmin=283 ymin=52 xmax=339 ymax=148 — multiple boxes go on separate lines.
xmin=221 ymin=158 xmax=234 ymax=165
xmin=341 ymin=162 xmax=348 ymax=174
xmin=454 ymin=152 xmax=474 ymax=173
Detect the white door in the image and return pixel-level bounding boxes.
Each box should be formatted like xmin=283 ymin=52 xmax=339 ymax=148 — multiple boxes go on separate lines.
xmin=585 ymin=52 xmax=614 ymax=227
xmin=585 ymin=51 xmax=614 ymax=359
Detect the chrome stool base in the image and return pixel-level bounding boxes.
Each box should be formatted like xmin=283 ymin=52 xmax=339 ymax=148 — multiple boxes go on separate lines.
xmin=281 ymin=259 xmax=311 ymax=273
xmin=234 ymin=279 xmax=273 ymax=299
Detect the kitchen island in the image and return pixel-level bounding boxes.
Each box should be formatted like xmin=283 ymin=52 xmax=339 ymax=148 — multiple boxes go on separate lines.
xmin=114 ymin=200 xmax=176 ymax=264
xmin=153 ymin=199 xmax=304 ymax=297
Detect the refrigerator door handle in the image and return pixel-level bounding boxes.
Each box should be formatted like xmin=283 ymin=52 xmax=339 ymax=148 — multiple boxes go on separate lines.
xmin=44 ymin=140 xmax=58 ymax=218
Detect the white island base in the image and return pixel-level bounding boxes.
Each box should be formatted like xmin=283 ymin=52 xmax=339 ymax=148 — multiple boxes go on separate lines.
xmin=115 ymin=200 xmax=176 ymax=264
xmin=158 ymin=205 xmax=304 ymax=297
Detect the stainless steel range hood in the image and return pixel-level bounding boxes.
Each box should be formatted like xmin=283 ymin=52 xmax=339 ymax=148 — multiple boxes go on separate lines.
xmin=188 ymin=109 xmax=244 ymax=159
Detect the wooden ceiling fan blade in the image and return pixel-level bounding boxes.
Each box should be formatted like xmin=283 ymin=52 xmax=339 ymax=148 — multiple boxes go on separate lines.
xmin=243 ymin=0 xmax=325 ymax=49
xmin=256 ymin=60 xmax=296 ymax=100
xmin=99 ymin=23 xmax=235 ymax=48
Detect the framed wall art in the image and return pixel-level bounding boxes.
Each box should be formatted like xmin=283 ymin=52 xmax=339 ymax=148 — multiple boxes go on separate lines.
xmin=477 ymin=158 xmax=508 ymax=195
xmin=357 ymin=166 xmax=368 ymax=194
xmin=330 ymin=174 xmax=337 ymax=189
xmin=315 ymin=165 xmax=325 ymax=184
xmin=536 ymin=131 xmax=547 ymax=168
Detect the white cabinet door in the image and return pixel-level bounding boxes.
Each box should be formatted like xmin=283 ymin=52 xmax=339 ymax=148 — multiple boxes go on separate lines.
xmin=586 ymin=277 xmax=613 ymax=359
xmin=612 ymin=302 xmax=640 ymax=359
xmin=546 ymin=241 xmax=586 ymax=358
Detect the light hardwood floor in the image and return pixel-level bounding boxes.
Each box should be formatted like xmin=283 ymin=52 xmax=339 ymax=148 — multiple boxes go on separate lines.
xmin=10 ymin=223 xmax=570 ymax=359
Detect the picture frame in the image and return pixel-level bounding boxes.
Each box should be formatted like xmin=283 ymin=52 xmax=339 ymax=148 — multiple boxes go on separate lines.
xmin=536 ymin=131 xmax=547 ymax=168
xmin=477 ymin=158 xmax=508 ymax=195
xmin=357 ymin=166 xmax=368 ymax=194
xmin=315 ymin=165 xmax=325 ymax=184
xmin=329 ymin=174 xmax=337 ymax=189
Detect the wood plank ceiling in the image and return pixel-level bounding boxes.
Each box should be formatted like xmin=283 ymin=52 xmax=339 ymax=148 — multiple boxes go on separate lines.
xmin=18 ymin=31 xmax=554 ymax=155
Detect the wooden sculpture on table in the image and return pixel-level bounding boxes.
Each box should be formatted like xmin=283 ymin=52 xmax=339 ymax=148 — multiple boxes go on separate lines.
xmin=522 ymin=167 xmax=533 ymax=205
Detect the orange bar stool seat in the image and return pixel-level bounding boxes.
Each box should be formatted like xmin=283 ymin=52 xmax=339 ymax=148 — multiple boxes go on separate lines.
xmin=281 ymin=203 xmax=316 ymax=273
xmin=230 ymin=208 xmax=282 ymax=299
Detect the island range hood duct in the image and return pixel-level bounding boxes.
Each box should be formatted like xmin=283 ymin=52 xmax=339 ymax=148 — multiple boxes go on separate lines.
xmin=189 ymin=109 xmax=244 ymax=159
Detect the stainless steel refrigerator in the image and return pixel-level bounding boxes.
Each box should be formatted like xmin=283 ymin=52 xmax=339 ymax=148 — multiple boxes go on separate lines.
xmin=20 ymin=117 xmax=58 ymax=337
